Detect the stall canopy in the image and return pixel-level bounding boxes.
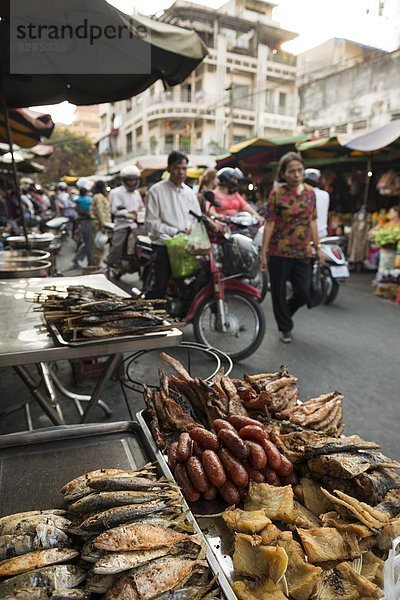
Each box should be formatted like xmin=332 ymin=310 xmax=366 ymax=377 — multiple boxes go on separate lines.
xmin=0 ymin=108 xmax=54 ymax=148
xmin=0 ymin=0 xmax=208 ymax=108
xmin=216 ymin=134 xmax=308 ymax=169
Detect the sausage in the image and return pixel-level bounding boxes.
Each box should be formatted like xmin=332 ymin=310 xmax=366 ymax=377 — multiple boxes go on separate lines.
xmin=217 ymin=429 xmax=249 ymax=461
xmin=218 ymin=448 xmax=249 ymax=488
xmin=189 ymin=427 xmax=219 ymax=451
xmin=263 ymin=440 xmax=282 ymax=472
xmin=212 ymin=419 xmax=237 ymax=433
xmin=218 ymin=479 xmax=241 ymax=505
xmin=201 ymin=450 xmax=227 ymax=488
xmin=167 ymin=441 xmax=179 ymax=472
xmin=186 ymin=456 xmax=210 ymax=493
xmin=246 ymin=441 xmax=268 ymax=470
xmin=176 ymin=432 xmax=192 ymax=463
xmin=261 ymin=466 xmax=281 ymax=487
xmin=247 ymin=467 xmax=265 ymax=483
xmin=203 ymin=486 xmax=218 ymax=501
xmin=174 ymin=463 xmax=200 ymax=502
xmin=277 ymin=454 xmax=293 ymax=477
xmin=228 ymin=415 xmax=264 ymax=431
xmin=192 ymin=441 xmax=203 ymax=458
xmin=238 ymin=425 xmax=270 ymax=445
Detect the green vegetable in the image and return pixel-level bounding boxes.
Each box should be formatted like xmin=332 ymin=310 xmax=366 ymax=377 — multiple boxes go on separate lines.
xmin=372 ymin=227 xmax=400 ymax=248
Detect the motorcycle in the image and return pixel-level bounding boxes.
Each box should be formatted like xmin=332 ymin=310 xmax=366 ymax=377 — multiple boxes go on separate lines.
xmin=137 ymin=211 xmax=266 ymax=362
xmin=319 ymin=236 xmax=350 ymax=304
xmin=104 ymin=210 xmax=146 ymax=280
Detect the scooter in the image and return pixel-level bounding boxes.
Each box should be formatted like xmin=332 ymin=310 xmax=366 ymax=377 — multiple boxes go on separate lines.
xmin=136 ymin=212 xmax=266 ymax=362
xmin=319 ymin=236 xmax=350 ymax=304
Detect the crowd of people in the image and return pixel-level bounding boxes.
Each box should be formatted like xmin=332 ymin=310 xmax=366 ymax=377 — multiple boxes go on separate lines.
xmin=1 ymin=149 xmax=398 ymax=344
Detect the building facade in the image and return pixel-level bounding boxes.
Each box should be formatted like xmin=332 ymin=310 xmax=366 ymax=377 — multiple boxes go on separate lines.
xmin=67 ymin=105 xmax=101 ymax=142
xmin=297 ymin=42 xmax=400 ymax=137
xmin=96 ymin=0 xmax=298 ymax=173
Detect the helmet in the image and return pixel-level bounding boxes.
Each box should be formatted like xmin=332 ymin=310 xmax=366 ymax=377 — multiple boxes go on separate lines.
xmin=57 ymin=182 xmax=67 ymax=190
xmin=216 ymin=167 xmax=244 ymax=192
xmin=120 ymin=165 xmax=141 ymax=191
xmin=222 ymin=233 xmax=260 ymax=278
xmin=304 ymin=168 xmax=321 ymax=183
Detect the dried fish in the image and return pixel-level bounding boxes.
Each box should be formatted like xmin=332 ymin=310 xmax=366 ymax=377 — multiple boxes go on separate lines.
xmin=93 ymin=546 xmax=175 ymax=574
xmin=312 ymin=561 xmax=381 ymax=599
xmin=222 ymin=508 xmax=272 ymax=534
xmin=245 ymin=482 xmax=295 ymax=522
xmin=233 ymin=534 xmax=288 ymax=581
xmin=297 ymin=527 xmax=361 ymax=563
xmin=50 ymin=590 xmax=91 ymax=599
xmin=1 ymin=589 xmax=49 ymax=599
xmin=233 ymin=578 xmax=287 ymax=600
xmin=88 ymin=475 xmax=170 ymax=493
xmin=0 ymin=515 xmax=71 ymax=537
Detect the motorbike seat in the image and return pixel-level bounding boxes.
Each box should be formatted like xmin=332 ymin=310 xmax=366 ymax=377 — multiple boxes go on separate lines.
xmin=320 ymin=236 xmax=341 ymax=244
xmin=45 ymin=216 xmax=70 ymax=230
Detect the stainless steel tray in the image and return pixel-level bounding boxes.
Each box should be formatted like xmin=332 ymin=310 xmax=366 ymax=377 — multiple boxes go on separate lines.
xmin=137 ymin=410 xmax=236 ymax=600
xmin=47 ymin=320 xmax=177 ymax=347
xmin=0 ymin=420 xmax=233 ymax=599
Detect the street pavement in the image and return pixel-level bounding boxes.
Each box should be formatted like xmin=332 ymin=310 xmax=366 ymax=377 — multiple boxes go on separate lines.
xmin=0 ymin=238 xmax=399 ymax=461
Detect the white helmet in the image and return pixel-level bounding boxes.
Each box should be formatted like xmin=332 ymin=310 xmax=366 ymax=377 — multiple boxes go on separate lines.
xmin=120 ymin=166 xmax=141 ymax=179
xmin=57 ymin=182 xmax=67 ymax=190
xmin=304 ymin=168 xmax=321 ymax=182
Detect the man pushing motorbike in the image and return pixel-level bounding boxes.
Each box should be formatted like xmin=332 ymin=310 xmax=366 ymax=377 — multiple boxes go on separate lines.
xmin=107 ymin=165 xmax=144 ymax=269
xmin=145 ymin=151 xmax=201 ymax=299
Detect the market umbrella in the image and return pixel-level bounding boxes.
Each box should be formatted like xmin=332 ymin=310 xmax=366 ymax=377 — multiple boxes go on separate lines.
xmin=216 ymin=134 xmax=308 ymax=170
xmin=0 ymin=108 xmax=54 ymax=148
xmin=0 ymin=0 xmax=207 ymax=247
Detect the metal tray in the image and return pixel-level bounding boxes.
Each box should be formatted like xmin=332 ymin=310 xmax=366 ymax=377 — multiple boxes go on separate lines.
xmin=137 ymin=410 xmax=236 ymax=598
xmin=47 ymin=320 xmax=177 ymax=347
xmin=0 ymin=420 xmax=234 ymax=600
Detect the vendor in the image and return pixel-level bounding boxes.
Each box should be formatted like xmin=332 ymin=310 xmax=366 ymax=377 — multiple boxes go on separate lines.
xmin=383 ymin=205 xmax=400 ymax=229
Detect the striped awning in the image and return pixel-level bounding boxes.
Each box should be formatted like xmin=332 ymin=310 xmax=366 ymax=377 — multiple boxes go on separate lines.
xmin=0 ymin=108 xmax=54 ymax=148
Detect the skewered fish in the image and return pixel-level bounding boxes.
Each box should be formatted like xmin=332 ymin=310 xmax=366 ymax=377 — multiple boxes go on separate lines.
xmin=93 ymin=522 xmax=191 ymax=552
xmin=0 ymin=547 xmax=78 ymax=577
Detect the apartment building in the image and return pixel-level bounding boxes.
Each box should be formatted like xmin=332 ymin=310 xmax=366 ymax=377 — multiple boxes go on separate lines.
xmin=96 ymin=0 xmax=298 ymax=173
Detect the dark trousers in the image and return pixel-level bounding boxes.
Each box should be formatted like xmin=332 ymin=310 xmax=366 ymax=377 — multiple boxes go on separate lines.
xmin=145 ymin=245 xmax=171 ymax=299
xmin=268 ymin=256 xmax=312 ymax=333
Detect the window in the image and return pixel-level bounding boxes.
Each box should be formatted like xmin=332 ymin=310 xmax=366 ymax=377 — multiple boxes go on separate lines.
xmin=136 ymin=126 xmax=142 ymax=137
xmin=265 ymin=90 xmax=275 ymax=112
xmin=181 ymin=84 xmax=191 ymax=103
xmin=233 ymin=85 xmax=250 ymax=109
xmin=101 ymin=114 xmax=107 ymax=129
xmin=126 ymin=132 xmax=132 ymax=153
xmin=279 ymin=92 xmax=287 ymax=108
xmin=195 ymin=79 xmax=203 ymax=92
xmin=208 ymin=64 xmax=217 ymax=73
xmin=233 ymin=134 xmax=246 ymax=144
xmin=126 ymin=99 xmax=132 ymax=112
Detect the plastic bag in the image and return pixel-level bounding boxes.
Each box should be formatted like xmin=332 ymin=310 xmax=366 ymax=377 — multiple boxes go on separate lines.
xmin=94 ymin=230 xmax=108 ymax=249
xmin=383 ymin=536 xmax=400 ymax=599
xmin=165 ymin=235 xmax=199 ymax=278
xmin=186 ymin=221 xmax=211 ymax=256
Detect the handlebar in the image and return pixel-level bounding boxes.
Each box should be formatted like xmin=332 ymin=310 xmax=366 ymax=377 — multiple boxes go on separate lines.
xmin=189 ymin=209 xmax=209 ymax=224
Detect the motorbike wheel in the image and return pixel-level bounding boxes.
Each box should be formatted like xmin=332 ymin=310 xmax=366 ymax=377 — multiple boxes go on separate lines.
xmin=324 ymin=277 xmax=339 ymax=304
xmin=245 ymin=270 xmax=268 ymax=302
xmin=192 ymin=291 xmax=266 ymax=362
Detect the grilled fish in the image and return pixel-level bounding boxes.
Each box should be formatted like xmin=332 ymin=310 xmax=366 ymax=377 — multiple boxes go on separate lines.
xmin=93 ymin=546 xmax=175 ymax=574
xmin=0 ymin=525 xmax=72 ymax=560
xmin=1 ymin=588 xmax=49 ymax=599
xmin=93 ymin=522 xmax=190 ymax=552
xmin=0 ymin=548 xmax=79 ymax=577
xmin=0 ymin=515 xmax=71 ymax=537
xmin=0 ymin=565 xmax=86 ymax=596
xmin=50 ymin=590 xmax=91 ymax=599
xmin=69 ymin=491 xmax=173 ymax=515
xmin=61 ymin=466 xmax=156 ymax=502
xmin=0 ymin=511 xmax=66 ymax=528
xmin=88 ymin=476 xmax=170 ymax=492
xmin=80 ymin=502 xmax=170 ymax=531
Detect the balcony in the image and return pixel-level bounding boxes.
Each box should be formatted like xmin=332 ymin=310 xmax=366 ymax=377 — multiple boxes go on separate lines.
xmin=265 ymin=103 xmax=296 ymax=117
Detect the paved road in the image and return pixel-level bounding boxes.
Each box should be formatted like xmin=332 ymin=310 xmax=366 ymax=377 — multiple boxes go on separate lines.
xmin=0 ymin=239 xmax=399 ymax=460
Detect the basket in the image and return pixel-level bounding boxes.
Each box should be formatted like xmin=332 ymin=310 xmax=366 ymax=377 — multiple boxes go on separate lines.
xmin=165 ymin=235 xmax=199 ymax=278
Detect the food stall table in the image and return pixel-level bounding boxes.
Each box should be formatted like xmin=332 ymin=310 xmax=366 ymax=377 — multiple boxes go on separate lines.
xmin=0 ymin=274 xmax=182 ymax=428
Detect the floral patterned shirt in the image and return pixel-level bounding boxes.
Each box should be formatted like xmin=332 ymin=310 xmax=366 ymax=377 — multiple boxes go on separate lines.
xmin=266 ymin=183 xmax=317 ymax=258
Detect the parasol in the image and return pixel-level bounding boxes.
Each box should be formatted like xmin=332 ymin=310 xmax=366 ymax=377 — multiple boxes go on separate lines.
xmin=0 ymin=0 xmax=207 ymax=248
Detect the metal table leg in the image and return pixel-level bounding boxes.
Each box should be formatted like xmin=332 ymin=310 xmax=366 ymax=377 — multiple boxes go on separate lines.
xmin=13 ymin=365 xmax=65 ymax=426
xmin=38 ymin=363 xmax=65 ymax=423
xmin=80 ymin=353 xmax=122 ymax=424
xmin=49 ymin=368 xmax=113 ymax=418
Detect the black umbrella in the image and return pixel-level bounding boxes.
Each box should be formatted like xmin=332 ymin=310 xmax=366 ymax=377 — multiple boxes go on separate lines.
xmin=0 ymin=0 xmax=207 ymax=247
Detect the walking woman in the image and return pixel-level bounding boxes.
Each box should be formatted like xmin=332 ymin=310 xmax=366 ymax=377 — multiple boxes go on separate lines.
xmin=261 ymin=152 xmax=324 ymax=343
xmin=91 ymin=180 xmax=111 ymax=267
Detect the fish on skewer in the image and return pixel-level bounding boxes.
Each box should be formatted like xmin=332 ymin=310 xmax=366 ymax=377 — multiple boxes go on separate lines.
xmin=68 ymin=490 xmax=176 ymax=515
xmin=79 ymin=501 xmax=175 ymax=532
xmin=0 ymin=548 xmax=79 ymax=577
xmin=93 ymin=522 xmax=193 ymax=552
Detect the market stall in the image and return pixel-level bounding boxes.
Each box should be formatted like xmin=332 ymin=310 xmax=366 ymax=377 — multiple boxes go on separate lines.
xmin=0 ymin=354 xmax=399 ymax=598
xmin=0 ymin=274 xmax=182 ymax=427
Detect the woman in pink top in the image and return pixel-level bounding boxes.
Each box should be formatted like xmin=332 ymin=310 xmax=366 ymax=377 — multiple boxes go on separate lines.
xmin=207 ymin=167 xmax=261 ymax=220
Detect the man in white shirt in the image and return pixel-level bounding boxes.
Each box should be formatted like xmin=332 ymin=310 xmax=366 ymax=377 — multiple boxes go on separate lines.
xmin=145 ymin=151 xmax=201 ymax=298
xmin=107 ymin=165 xmax=144 ymax=268
xmin=304 ymin=168 xmax=330 ymax=238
